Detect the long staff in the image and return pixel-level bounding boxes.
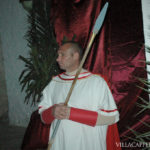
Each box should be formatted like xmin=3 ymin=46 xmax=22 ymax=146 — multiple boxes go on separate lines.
xmin=47 ymin=2 xmax=109 ymax=150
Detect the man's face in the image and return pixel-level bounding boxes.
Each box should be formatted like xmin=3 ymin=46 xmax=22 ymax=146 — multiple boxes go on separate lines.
xmin=56 ymin=43 xmax=79 ymax=72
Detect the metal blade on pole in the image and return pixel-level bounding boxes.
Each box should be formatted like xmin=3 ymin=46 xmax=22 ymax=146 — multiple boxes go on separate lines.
xmin=47 ymin=2 xmax=109 ymax=150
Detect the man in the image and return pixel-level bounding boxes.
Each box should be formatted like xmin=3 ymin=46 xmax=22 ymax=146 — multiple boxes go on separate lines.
xmin=38 ymin=42 xmax=120 ymax=150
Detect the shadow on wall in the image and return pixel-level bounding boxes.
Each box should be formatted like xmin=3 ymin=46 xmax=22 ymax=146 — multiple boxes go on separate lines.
xmin=0 ymin=35 xmax=8 ymax=117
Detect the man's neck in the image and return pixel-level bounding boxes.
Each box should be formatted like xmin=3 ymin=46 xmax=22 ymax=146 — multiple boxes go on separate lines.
xmin=65 ymin=68 xmax=86 ymax=76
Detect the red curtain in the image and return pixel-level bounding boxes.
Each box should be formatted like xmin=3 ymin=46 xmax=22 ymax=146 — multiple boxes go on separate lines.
xmin=51 ymin=0 xmax=150 ymax=148
xmin=51 ymin=0 xmax=150 ymax=141
xmin=51 ymin=0 xmax=112 ymax=82
xmin=21 ymin=0 xmax=150 ymax=149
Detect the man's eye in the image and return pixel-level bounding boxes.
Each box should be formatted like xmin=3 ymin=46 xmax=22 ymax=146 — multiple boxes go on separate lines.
xmin=57 ymin=53 xmax=64 ymax=57
xmin=59 ymin=53 xmax=64 ymax=57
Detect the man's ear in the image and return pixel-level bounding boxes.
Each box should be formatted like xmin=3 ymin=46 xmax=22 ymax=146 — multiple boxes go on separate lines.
xmin=73 ymin=52 xmax=80 ymax=61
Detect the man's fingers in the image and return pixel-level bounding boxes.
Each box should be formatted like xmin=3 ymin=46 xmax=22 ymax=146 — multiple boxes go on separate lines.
xmin=58 ymin=103 xmax=64 ymax=106
xmin=52 ymin=103 xmax=70 ymax=119
xmin=55 ymin=112 xmax=67 ymax=120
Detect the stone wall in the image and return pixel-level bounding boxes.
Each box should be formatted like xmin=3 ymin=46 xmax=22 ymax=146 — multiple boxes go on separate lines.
xmin=0 ymin=0 xmax=37 ymax=127
xmin=0 ymin=37 xmax=8 ymax=117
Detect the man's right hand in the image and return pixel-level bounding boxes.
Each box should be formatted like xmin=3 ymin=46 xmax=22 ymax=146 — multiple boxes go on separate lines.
xmin=52 ymin=103 xmax=70 ymax=120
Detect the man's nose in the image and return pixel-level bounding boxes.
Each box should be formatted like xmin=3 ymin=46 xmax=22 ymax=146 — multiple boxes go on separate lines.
xmin=56 ymin=56 xmax=60 ymax=62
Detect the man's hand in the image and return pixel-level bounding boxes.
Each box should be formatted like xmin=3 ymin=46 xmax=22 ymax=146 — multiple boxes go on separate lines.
xmin=52 ymin=103 xmax=70 ymax=120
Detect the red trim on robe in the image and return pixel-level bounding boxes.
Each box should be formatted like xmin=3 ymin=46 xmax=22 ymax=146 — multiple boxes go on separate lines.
xmin=100 ymin=109 xmax=118 ymax=113
xmin=58 ymin=73 xmax=92 ymax=81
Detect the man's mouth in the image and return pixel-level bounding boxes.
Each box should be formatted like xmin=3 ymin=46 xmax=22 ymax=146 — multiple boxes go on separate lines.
xmin=58 ymin=63 xmax=64 ymax=67
xmin=59 ymin=63 xmax=63 ymax=66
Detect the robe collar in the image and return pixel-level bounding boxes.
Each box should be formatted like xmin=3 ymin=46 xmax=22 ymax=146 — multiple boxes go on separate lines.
xmin=58 ymin=69 xmax=92 ymax=81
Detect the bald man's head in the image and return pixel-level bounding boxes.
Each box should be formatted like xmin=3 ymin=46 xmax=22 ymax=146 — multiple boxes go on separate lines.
xmin=57 ymin=42 xmax=83 ymax=72
xmin=61 ymin=41 xmax=83 ymax=61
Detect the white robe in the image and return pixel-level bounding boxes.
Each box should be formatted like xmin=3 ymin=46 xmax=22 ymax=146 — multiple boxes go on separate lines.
xmin=38 ymin=71 xmax=119 ymax=150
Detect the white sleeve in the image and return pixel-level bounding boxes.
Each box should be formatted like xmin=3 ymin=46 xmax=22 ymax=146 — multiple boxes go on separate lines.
xmin=97 ymin=79 xmax=119 ymax=123
xmin=38 ymin=82 xmax=53 ymax=114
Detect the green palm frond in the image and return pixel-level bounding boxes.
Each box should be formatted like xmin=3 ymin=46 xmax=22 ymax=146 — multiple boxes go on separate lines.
xmin=127 ymin=45 xmax=150 ymax=146
xmin=19 ymin=0 xmax=60 ymax=105
xmin=125 ymin=128 xmax=145 ymax=143
xmin=125 ymin=126 xmax=150 ymax=150
xmin=135 ymin=77 xmax=150 ymax=88
xmin=135 ymin=96 xmax=150 ymax=116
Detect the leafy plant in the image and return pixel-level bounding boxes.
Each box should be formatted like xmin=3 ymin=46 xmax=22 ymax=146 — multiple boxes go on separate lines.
xmin=19 ymin=0 xmax=60 ymax=105
xmin=136 ymin=46 xmax=150 ymax=111
xmin=126 ymin=46 xmax=150 ymax=149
